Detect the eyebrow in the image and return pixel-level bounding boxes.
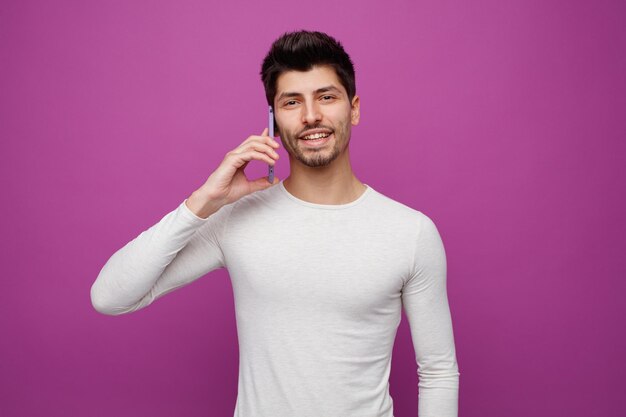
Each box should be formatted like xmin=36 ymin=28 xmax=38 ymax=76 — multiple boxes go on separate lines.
xmin=276 ymin=85 xmax=342 ymax=102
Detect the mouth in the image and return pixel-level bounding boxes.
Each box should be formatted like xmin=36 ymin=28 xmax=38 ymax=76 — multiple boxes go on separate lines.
xmin=299 ymin=131 xmax=333 ymax=147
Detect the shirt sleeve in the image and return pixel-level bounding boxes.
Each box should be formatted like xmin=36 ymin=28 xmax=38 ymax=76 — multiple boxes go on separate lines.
xmin=401 ymin=213 xmax=460 ymax=417
xmin=90 ymin=198 xmax=235 ymax=315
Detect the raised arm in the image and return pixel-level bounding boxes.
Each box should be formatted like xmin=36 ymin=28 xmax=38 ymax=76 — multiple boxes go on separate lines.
xmin=401 ymin=214 xmax=460 ymax=417
xmin=90 ymin=127 xmax=281 ymax=315
xmin=90 ymin=198 xmax=233 ymax=315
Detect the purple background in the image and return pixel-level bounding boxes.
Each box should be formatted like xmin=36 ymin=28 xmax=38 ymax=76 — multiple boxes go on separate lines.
xmin=1 ymin=0 xmax=624 ymax=416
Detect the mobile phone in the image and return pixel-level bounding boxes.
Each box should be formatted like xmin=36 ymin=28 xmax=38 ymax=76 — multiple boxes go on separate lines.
xmin=268 ymin=105 xmax=275 ymax=183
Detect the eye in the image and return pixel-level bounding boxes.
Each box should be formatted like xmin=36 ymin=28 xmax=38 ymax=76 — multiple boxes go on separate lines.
xmin=321 ymin=95 xmax=335 ymax=101
xmin=284 ymin=100 xmax=297 ymax=106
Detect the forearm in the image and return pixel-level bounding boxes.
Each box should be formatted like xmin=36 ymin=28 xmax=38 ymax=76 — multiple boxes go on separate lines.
xmin=90 ymin=198 xmax=212 ymax=315
xmin=418 ymin=366 xmax=459 ymax=417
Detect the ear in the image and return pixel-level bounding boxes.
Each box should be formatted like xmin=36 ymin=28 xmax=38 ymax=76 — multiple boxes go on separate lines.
xmin=351 ymin=95 xmax=360 ymax=126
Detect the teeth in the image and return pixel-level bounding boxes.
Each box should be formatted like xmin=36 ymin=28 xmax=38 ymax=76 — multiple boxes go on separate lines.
xmin=302 ymin=132 xmax=331 ymax=140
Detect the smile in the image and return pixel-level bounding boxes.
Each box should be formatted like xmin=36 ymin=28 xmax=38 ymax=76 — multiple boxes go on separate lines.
xmin=299 ymin=132 xmax=332 ymax=147
xmin=302 ymin=132 xmax=331 ymax=140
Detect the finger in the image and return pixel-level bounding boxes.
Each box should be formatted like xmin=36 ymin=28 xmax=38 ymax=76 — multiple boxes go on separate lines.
xmin=261 ymin=127 xmax=268 ymax=136
xmin=228 ymin=150 xmax=275 ymax=169
xmin=249 ymin=175 xmax=280 ymax=192
xmin=237 ymin=135 xmax=280 ymax=151
xmin=237 ymin=142 xmax=279 ymax=160
xmin=239 ymin=129 xmax=280 ymax=148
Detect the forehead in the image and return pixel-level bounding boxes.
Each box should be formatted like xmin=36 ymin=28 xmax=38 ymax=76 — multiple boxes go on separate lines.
xmin=275 ymin=65 xmax=346 ymax=98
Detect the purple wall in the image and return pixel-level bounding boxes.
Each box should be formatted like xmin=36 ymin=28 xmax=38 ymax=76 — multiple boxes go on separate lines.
xmin=1 ymin=1 xmax=624 ymax=416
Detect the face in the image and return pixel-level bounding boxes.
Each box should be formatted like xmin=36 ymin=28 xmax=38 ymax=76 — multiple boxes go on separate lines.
xmin=273 ymin=65 xmax=360 ymax=168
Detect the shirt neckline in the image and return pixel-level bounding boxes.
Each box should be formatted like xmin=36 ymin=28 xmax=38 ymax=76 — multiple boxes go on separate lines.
xmin=278 ymin=179 xmax=373 ymax=210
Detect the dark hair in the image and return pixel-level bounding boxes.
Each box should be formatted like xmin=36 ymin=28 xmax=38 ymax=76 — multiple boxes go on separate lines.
xmin=260 ymin=30 xmax=356 ymax=108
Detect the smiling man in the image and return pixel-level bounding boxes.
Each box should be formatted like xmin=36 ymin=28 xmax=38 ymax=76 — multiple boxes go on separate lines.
xmin=268 ymin=55 xmax=365 ymax=205
xmin=274 ymin=67 xmax=356 ymax=167
xmin=91 ymin=30 xmax=460 ymax=417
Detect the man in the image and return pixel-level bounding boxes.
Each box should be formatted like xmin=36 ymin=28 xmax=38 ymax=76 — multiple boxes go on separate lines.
xmin=91 ymin=30 xmax=460 ymax=417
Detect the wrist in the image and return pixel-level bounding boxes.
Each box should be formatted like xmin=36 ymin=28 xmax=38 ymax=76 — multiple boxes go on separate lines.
xmin=186 ymin=191 xmax=223 ymax=219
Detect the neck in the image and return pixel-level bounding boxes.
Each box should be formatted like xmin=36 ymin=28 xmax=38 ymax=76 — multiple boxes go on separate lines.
xmin=283 ymin=148 xmax=367 ymax=205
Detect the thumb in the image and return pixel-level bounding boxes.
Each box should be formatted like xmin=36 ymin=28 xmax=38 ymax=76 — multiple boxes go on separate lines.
xmin=249 ymin=175 xmax=280 ymax=193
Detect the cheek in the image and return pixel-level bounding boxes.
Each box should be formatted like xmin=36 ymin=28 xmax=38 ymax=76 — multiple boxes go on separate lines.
xmin=274 ymin=116 xmax=290 ymax=136
xmin=278 ymin=122 xmax=298 ymax=139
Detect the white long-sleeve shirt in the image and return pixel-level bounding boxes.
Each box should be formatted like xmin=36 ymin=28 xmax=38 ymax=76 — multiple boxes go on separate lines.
xmin=91 ymin=180 xmax=460 ymax=417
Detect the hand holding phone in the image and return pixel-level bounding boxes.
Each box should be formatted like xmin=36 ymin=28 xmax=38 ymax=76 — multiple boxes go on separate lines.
xmin=185 ymin=125 xmax=280 ymax=218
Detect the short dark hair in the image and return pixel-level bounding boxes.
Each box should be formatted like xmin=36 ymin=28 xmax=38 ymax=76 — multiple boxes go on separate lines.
xmin=260 ymin=30 xmax=356 ymax=108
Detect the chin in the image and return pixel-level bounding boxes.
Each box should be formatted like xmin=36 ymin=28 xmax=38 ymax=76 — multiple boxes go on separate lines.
xmin=298 ymin=152 xmax=340 ymax=168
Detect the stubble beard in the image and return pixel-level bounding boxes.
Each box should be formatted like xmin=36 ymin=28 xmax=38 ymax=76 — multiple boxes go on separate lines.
xmin=279 ymin=122 xmax=350 ymax=168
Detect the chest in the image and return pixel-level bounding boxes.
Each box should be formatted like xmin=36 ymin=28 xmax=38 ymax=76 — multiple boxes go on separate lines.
xmin=222 ymin=211 xmax=411 ymax=316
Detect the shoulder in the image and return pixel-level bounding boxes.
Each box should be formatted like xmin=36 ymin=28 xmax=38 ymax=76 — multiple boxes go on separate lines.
xmin=194 ymin=185 xmax=282 ymax=240
xmin=367 ymin=187 xmax=436 ymax=231
xmin=367 ymin=188 xmax=446 ymax=255
xmin=366 ymin=189 xmax=446 ymax=285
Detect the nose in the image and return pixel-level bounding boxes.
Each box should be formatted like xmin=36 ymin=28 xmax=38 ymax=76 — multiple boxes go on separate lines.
xmin=301 ymin=99 xmax=322 ymax=125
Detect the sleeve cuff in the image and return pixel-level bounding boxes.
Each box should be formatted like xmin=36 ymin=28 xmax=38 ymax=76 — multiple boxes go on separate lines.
xmin=180 ymin=198 xmax=212 ymax=222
